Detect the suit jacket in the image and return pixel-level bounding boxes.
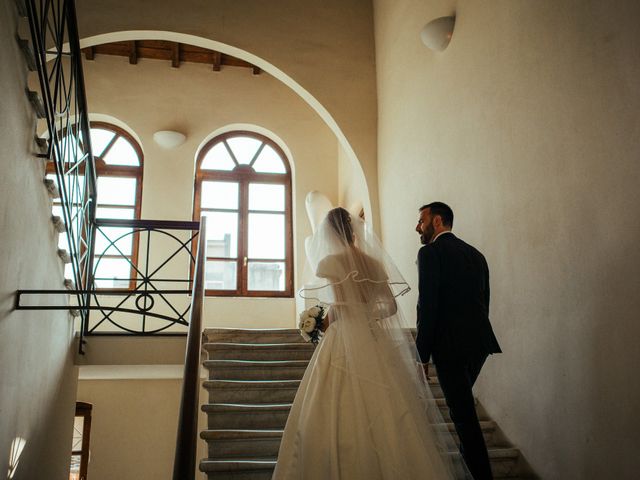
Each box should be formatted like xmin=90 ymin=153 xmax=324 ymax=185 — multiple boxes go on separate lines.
xmin=416 ymin=232 xmax=501 ymax=365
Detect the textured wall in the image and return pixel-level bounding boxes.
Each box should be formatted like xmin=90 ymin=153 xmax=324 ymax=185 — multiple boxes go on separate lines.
xmin=0 ymin=1 xmax=78 ymax=478
xmin=374 ymin=0 xmax=640 ymax=478
xmin=76 ymin=379 xmax=206 ymax=480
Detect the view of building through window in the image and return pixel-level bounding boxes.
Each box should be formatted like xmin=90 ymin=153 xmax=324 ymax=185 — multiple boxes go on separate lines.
xmin=195 ymin=132 xmax=293 ymax=296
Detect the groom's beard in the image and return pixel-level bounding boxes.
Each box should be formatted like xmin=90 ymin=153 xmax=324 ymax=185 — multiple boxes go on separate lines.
xmin=421 ymin=224 xmax=435 ymax=244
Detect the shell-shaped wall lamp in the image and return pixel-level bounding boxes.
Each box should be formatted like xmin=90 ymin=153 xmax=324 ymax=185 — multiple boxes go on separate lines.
xmin=420 ymin=16 xmax=456 ymax=51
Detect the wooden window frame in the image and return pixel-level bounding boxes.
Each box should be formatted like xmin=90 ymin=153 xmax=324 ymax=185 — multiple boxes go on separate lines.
xmin=71 ymin=402 xmax=92 ymax=480
xmin=47 ymin=122 xmax=144 ymax=290
xmin=193 ymin=131 xmax=294 ymax=298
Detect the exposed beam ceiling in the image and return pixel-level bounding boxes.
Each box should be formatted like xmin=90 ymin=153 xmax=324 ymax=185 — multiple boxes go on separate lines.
xmin=82 ymin=40 xmax=261 ymax=75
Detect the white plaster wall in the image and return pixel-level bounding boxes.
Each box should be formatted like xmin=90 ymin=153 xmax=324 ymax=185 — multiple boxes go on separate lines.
xmin=374 ymin=0 xmax=640 ymax=478
xmin=82 ymin=54 xmax=338 ymax=329
xmin=76 ymin=379 xmax=207 ymax=480
xmin=0 ymin=1 xmax=78 ymax=478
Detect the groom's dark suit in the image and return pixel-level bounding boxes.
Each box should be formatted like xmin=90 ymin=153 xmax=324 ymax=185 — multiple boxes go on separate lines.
xmin=416 ymin=232 xmax=501 ymax=480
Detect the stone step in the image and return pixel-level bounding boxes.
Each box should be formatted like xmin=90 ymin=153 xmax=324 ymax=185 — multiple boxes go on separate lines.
xmin=44 ymin=178 xmax=60 ymax=199
xmin=199 ymin=459 xmax=276 ymax=480
xmin=201 ymin=421 xmax=498 ymax=459
xmin=15 ymin=35 xmax=36 ymax=71
xmin=201 ymin=399 xmax=480 ymax=432
xmin=27 ymin=90 xmax=46 ymax=118
xmin=202 ymin=403 xmax=292 ymax=430
xmin=204 ymin=342 xmax=315 ymax=361
xmin=14 ymin=0 xmax=28 ymax=17
xmin=203 ymin=380 xmax=301 ymax=404
xmin=200 ymin=448 xmax=520 ymax=479
xmin=204 ymin=328 xmax=307 ymax=344
xmin=200 ymin=430 xmax=283 ymax=458
xmin=204 ymin=360 xmax=309 ymax=381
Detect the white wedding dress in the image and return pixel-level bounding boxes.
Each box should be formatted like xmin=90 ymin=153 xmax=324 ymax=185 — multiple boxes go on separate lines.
xmin=272 ymin=210 xmax=467 ymax=480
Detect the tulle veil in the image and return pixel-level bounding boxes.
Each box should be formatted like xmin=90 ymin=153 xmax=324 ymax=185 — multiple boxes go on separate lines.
xmin=293 ymin=208 xmax=471 ymax=479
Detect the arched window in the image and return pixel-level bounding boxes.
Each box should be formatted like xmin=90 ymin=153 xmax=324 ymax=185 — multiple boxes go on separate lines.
xmin=194 ymin=131 xmax=293 ymax=297
xmin=47 ymin=122 xmax=144 ymax=288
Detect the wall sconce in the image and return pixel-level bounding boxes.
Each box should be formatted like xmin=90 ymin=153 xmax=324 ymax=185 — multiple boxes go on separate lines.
xmin=420 ymin=16 xmax=456 ymax=51
xmin=153 ymin=130 xmax=186 ymax=149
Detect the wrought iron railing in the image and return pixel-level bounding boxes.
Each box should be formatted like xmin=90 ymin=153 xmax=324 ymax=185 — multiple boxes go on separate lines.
xmin=25 ymin=0 xmax=98 ymax=338
xmin=17 ymin=219 xmax=202 ymax=338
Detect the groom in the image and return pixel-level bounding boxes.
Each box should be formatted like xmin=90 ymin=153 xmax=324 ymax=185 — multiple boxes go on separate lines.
xmin=415 ymin=202 xmax=501 ymax=480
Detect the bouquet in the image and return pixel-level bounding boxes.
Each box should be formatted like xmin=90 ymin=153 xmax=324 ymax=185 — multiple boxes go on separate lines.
xmin=298 ymin=305 xmax=327 ymax=344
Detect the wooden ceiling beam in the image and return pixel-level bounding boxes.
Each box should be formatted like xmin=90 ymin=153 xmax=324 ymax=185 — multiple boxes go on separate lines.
xmin=86 ymin=40 xmax=259 ymax=74
xmin=128 ymin=40 xmax=137 ymax=65
xmin=171 ymin=43 xmax=180 ymax=68
xmin=83 ymin=46 xmax=95 ymax=61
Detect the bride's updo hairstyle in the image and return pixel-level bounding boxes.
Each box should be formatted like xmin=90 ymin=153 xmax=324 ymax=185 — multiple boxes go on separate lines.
xmin=327 ymin=207 xmax=354 ymax=245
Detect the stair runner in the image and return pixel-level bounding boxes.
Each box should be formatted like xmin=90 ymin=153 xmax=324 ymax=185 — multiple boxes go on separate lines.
xmin=200 ymin=329 xmax=526 ymax=479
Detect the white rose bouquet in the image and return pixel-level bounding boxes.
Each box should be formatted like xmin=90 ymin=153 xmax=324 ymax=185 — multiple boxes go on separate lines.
xmin=298 ymin=305 xmax=327 ymax=344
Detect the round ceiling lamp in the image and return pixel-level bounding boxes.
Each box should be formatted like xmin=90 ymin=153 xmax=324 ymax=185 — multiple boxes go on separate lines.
xmin=153 ymin=130 xmax=186 ymax=149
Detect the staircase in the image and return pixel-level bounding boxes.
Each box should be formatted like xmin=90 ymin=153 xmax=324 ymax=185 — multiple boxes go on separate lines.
xmin=200 ymin=328 xmax=529 ymax=479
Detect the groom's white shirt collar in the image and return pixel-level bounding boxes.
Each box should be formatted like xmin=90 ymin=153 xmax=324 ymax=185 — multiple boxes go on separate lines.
xmin=431 ymin=230 xmax=453 ymax=243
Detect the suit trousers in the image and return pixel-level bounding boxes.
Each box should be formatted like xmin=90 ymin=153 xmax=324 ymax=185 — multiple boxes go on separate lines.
xmin=435 ymin=354 xmax=493 ymax=480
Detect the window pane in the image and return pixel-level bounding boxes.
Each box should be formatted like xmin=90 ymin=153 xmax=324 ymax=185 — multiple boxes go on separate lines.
xmin=96 ymin=207 xmax=135 ymax=219
xmin=90 ymin=128 xmax=116 ymax=157
xmin=71 ymin=416 xmax=84 ymax=451
xmin=249 ymin=183 xmax=285 ymax=212
xmin=201 ymin=181 xmax=238 ymax=210
xmin=205 ymin=260 xmax=237 ymax=290
xmin=248 ymin=262 xmax=285 ymax=291
xmin=103 ymin=137 xmax=139 ymax=166
xmin=94 ymin=258 xmax=133 ymax=288
xmin=64 ymin=263 xmax=73 ymax=281
xmin=58 ymin=231 xmax=71 ymax=251
xmin=253 ymin=144 xmax=286 ymax=173
xmin=202 ymin=211 xmax=238 ymax=258
xmin=61 ymin=133 xmax=84 ymax=164
xmin=248 ymin=213 xmax=285 ymax=259
xmin=94 ymin=226 xmax=134 ymax=256
xmin=97 ymin=177 xmax=136 ymax=206
xmin=55 ymin=174 xmax=86 ymax=201
xmin=227 ymin=137 xmax=262 ymax=165
xmin=70 ymin=454 xmax=82 ymax=477
xmin=201 ymin=142 xmax=235 ymax=171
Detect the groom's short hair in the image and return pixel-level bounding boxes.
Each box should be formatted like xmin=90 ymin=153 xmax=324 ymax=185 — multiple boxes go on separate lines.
xmin=420 ymin=202 xmax=454 ymax=227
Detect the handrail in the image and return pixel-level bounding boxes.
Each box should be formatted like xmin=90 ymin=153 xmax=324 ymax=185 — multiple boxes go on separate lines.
xmin=173 ymin=216 xmax=207 ymax=480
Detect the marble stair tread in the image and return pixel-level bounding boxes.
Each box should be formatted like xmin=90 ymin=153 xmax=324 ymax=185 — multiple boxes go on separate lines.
xmin=201 ymin=420 xmax=498 ymax=458
xmin=201 ymin=429 xmax=284 ymax=441
xmin=203 ymin=379 xmax=303 ymax=403
xmin=204 ymin=342 xmax=315 ymax=360
xmin=201 ymin=420 xmax=496 ymax=441
xmin=203 ymin=402 xmax=293 ymax=411
xmin=200 ymin=448 xmax=519 ymax=476
xmin=204 ymin=359 xmax=310 ymax=368
xmin=204 ymin=359 xmax=309 ymax=380
xmin=203 ymin=379 xmax=302 ymax=389
xmin=204 ymin=328 xmax=306 ymax=344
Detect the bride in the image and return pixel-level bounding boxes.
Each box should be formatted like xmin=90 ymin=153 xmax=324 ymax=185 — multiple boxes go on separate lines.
xmin=272 ymin=208 xmax=470 ymax=479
